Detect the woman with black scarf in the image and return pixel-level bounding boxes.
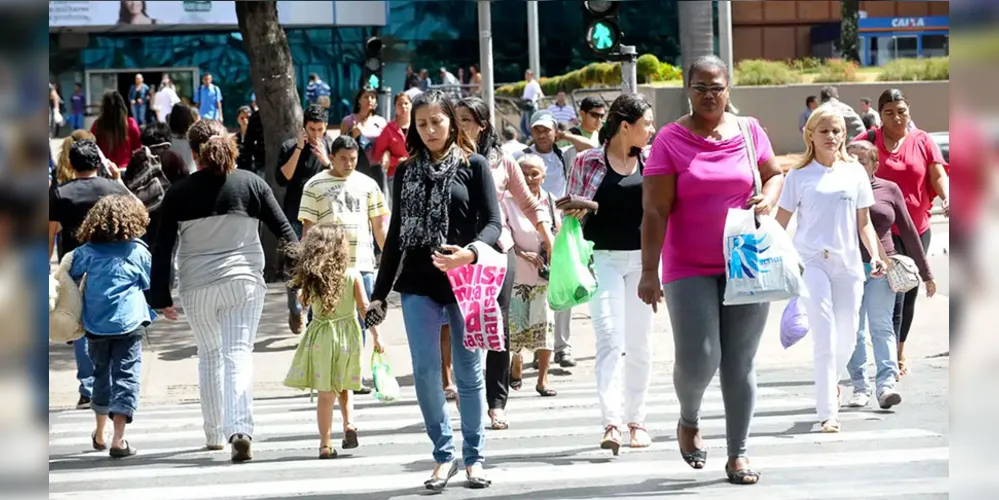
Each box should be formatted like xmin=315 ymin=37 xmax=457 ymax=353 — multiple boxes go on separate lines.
xmin=368 ymin=90 xmax=500 ymax=491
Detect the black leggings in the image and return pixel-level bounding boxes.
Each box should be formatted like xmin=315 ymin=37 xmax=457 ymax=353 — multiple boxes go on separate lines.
xmin=891 ymin=229 xmax=931 ymax=344
xmin=485 ymin=250 xmax=516 ymax=410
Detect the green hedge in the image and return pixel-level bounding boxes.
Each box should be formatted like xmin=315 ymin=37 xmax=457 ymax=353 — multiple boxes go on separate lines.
xmin=877 ymin=57 xmax=949 ymax=81
xmin=812 ymin=58 xmax=860 ymax=83
xmin=496 ymin=55 xmax=681 ymax=97
xmin=734 ymin=60 xmax=802 ymax=86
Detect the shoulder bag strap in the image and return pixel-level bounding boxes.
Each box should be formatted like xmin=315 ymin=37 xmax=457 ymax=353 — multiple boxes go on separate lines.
xmin=737 ymin=117 xmax=762 ymax=197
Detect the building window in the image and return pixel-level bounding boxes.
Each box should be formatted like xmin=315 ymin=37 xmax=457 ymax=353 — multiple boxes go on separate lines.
xmin=922 ymin=34 xmax=949 ymax=58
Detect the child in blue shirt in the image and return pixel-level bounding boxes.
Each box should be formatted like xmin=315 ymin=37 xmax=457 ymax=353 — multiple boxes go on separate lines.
xmin=69 ymin=194 xmax=154 ymax=459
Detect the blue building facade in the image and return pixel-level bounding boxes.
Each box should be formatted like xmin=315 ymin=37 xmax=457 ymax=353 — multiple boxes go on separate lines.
xmin=49 ymin=0 xmax=681 ymax=126
xmin=858 ymin=15 xmax=949 ymax=66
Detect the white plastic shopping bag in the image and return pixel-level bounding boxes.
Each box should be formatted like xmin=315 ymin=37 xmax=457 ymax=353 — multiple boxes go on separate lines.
xmin=723 ymin=209 xmax=806 ymax=305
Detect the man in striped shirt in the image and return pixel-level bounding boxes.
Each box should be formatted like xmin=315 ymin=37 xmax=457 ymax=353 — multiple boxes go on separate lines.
xmin=546 ymin=90 xmax=578 ymax=126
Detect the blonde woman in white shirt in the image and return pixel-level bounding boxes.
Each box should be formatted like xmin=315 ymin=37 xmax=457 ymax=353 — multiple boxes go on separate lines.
xmin=774 ymin=107 xmax=886 ymax=433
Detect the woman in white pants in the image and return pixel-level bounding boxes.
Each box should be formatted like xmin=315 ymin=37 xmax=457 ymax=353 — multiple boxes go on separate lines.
xmin=557 ymin=93 xmax=657 ymax=454
xmin=775 ymin=107 xmax=886 ymax=433
xmin=148 ymin=119 xmax=298 ymax=462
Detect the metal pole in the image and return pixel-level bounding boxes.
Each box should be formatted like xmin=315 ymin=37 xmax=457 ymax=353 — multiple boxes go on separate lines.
xmin=377 ymin=86 xmax=392 ymax=122
xmin=477 ymin=0 xmax=496 ymax=127
xmin=620 ymin=45 xmax=638 ymax=94
xmin=718 ymin=1 xmax=734 ymax=72
xmin=527 ymin=1 xmax=541 ymax=77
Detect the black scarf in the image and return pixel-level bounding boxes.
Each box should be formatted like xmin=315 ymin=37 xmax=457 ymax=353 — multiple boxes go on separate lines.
xmin=399 ymin=146 xmax=462 ymax=250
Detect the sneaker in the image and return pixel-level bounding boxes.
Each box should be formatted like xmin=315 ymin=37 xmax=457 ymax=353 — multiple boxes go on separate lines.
xmin=877 ymin=389 xmax=902 ymax=410
xmin=847 ymin=391 xmax=870 ymax=408
xmin=76 ymin=396 xmax=91 ymax=410
xmin=230 ymin=434 xmax=253 ymax=463
xmin=555 ymin=352 xmax=577 ymax=368
xmin=288 ymin=311 xmax=304 ymax=335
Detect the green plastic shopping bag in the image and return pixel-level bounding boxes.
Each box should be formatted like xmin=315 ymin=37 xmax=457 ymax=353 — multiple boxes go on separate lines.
xmin=547 ymin=215 xmax=598 ymax=311
xmin=371 ymin=351 xmax=401 ymax=402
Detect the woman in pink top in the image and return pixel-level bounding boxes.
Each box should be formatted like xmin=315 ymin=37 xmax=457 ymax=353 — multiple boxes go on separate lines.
xmin=454 ymin=97 xmax=554 ymax=430
xmin=851 ymin=89 xmax=948 ymax=374
xmin=638 ymin=56 xmax=784 ymax=485
xmin=503 ymin=154 xmax=560 ymax=398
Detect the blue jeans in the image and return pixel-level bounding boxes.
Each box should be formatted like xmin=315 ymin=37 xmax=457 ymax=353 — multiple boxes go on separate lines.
xmin=847 ymin=273 xmax=898 ymax=395
xmin=357 ymin=271 xmax=374 ymax=345
xmin=131 ymin=103 xmax=147 ymax=126
xmin=400 ymin=293 xmax=485 ymax=467
xmin=74 ymin=338 xmax=94 ymax=398
xmin=87 ymin=329 xmax=143 ymax=423
xmin=67 ymin=112 xmax=84 ymax=130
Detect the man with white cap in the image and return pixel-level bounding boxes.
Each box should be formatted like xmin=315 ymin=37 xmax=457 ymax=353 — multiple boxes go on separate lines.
xmin=515 ymin=110 xmax=577 ymax=199
xmin=514 ymin=110 xmax=578 ymax=368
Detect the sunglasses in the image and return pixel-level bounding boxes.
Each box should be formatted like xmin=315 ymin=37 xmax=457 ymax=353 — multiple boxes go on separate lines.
xmin=587 ymin=111 xmax=606 ymax=120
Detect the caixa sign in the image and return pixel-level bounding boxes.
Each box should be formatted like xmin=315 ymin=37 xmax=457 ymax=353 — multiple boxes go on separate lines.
xmin=892 ymin=17 xmax=926 ymax=28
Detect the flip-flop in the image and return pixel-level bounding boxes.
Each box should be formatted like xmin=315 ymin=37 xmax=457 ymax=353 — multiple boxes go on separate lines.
xmin=319 ymin=444 xmax=337 ymax=459
xmin=424 ymin=459 xmax=460 ymax=492
xmin=510 ymin=378 xmax=523 ymax=391
xmin=109 ymin=440 xmax=137 ymax=459
xmin=91 ymin=431 xmax=106 ymax=451
xmin=488 ymin=410 xmax=509 ymax=430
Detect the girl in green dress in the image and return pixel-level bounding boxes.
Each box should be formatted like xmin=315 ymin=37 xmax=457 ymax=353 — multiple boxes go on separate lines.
xmin=284 ymin=223 xmax=383 ymax=459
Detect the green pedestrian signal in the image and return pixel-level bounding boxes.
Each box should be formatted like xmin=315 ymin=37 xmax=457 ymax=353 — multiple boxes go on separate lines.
xmin=585 ymin=19 xmax=620 ymax=55
xmin=367 ymin=73 xmax=380 ymax=89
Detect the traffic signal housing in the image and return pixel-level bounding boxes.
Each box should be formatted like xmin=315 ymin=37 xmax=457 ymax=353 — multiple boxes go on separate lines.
xmin=362 ymin=36 xmax=384 ymax=90
xmin=584 ymin=1 xmax=622 ymax=57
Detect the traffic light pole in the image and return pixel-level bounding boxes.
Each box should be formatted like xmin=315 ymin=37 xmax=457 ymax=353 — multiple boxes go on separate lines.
xmin=377 ymin=86 xmax=392 ymax=121
xmin=619 ymin=45 xmax=638 ymax=95
xmin=478 ymin=0 xmax=496 ymax=127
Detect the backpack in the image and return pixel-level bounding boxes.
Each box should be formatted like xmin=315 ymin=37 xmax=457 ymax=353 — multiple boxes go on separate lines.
xmin=523 ymin=146 xmax=568 ymax=179
xmin=123 ymin=145 xmax=169 ymax=212
xmin=49 ymin=251 xmax=85 ymax=344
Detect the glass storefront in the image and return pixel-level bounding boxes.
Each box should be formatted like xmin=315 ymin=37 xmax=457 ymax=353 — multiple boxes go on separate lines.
xmin=858 ymin=16 xmax=949 ymax=67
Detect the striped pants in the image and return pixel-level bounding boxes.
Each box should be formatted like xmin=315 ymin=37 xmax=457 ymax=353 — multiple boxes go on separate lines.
xmin=180 ymin=279 xmax=267 ymax=446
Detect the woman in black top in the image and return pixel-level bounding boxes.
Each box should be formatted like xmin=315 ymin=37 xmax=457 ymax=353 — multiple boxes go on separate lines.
xmin=368 ymin=90 xmax=500 ymax=490
xmin=558 ymin=94 xmax=658 ymax=455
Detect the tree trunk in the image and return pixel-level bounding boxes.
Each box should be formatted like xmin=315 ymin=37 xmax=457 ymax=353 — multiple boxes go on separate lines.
xmin=236 ymin=1 xmax=302 ymax=282
xmin=840 ymin=0 xmax=861 ymax=62
xmin=678 ymin=1 xmax=716 ymax=85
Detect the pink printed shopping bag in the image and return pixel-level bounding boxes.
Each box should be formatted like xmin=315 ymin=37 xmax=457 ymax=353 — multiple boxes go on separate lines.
xmin=445 ymin=242 xmax=508 ymax=351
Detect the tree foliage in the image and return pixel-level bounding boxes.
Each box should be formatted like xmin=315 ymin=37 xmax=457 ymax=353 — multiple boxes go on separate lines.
xmin=840 ymin=0 xmax=860 ymax=63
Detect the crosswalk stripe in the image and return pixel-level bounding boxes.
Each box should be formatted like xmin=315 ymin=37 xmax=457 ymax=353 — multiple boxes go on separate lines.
xmin=49 ymin=410 xmax=884 ymax=459
xmin=49 ymin=383 xmax=791 ymax=420
xmin=47 ymin=395 xmax=812 ymax=436
xmin=48 ymin=447 xmax=949 ymax=499
xmin=47 ymin=428 xmax=940 ymax=484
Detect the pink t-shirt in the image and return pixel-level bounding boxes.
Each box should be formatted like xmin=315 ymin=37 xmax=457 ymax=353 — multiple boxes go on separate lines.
xmin=851 ymin=128 xmax=946 ymax=236
xmin=644 ymin=118 xmax=774 ymax=284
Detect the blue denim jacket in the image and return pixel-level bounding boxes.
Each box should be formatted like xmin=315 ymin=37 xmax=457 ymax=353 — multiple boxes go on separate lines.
xmin=70 ymin=240 xmax=156 ymax=335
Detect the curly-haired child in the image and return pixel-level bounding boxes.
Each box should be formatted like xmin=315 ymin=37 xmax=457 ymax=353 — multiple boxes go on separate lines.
xmin=70 ymin=194 xmax=154 ymax=458
xmin=284 ymin=223 xmax=383 ymax=459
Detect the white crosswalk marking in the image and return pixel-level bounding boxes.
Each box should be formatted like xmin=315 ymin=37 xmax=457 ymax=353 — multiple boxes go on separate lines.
xmin=48 ymin=378 xmax=948 ymax=499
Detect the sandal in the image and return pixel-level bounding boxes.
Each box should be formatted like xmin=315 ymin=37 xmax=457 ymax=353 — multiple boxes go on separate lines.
xmin=424 ymin=459 xmax=460 ymax=492
xmin=821 ymin=418 xmax=841 ymax=433
xmin=109 ymin=440 xmax=137 ymax=459
xmin=628 ymin=423 xmax=651 ymax=448
xmin=319 ymin=443 xmax=337 ymax=460
xmin=677 ymin=421 xmax=707 ymax=469
xmin=510 ymin=378 xmax=523 ymax=391
xmin=535 ymin=385 xmax=557 ymax=397
xmin=341 ymin=426 xmax=358 ymax=449
xmin=91 ymin=431 xmax=107 ymax=451
xmin=488 ymin=410 xmax=509 ymax=430
xmin=600 ymin=425 xmax=622 ymax=456
xmin=725 ymin=460 xmax=761 ymax=485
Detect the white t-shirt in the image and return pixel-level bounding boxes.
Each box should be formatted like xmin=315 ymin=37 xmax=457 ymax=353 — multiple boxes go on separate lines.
xmin=514 ymin=145 xmax=575 ymax=198
xmin=777 ymin=159 xmax=875 ymax=279
xmin=154 ymin=87 xmax=181 ymax=123
xmin=522 ymin=80 xmax=543 ymax=104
